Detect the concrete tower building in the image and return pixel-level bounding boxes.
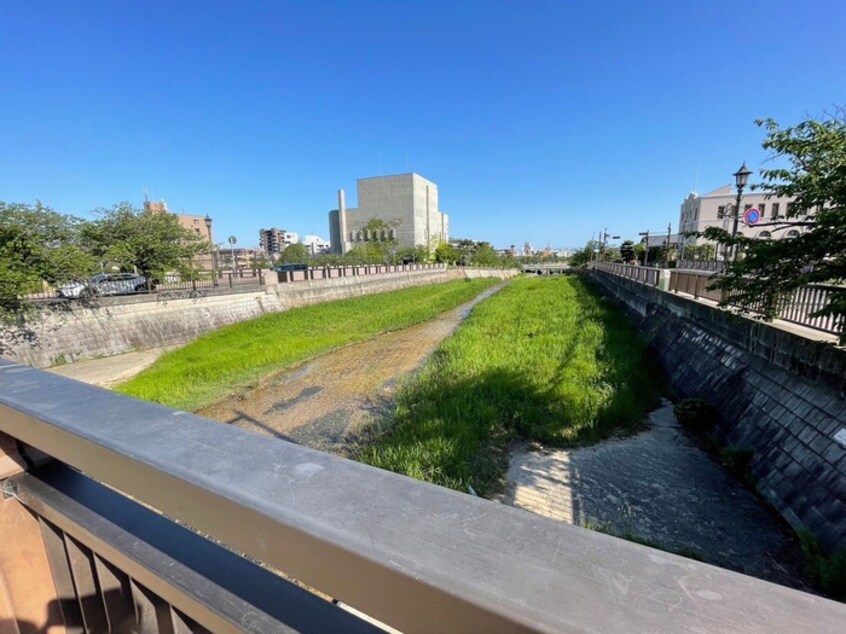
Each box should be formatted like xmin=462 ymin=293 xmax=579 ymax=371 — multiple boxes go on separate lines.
xmin=328 ymin=174 xmax=449 ymax=254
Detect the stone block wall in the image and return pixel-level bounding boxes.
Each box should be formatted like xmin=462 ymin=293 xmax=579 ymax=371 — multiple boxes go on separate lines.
xmin=587 ymin=270 xmax=846 ymax=552
xmin=1 ymin=267 xmax=517 ymax=369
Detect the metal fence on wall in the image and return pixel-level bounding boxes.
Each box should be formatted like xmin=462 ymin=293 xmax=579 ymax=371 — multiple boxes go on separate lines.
xmin=595 ymin=263 xmax=842 ymax=337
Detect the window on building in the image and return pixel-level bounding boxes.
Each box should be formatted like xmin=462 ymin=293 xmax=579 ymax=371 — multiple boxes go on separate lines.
xmin=786 ymin=202 xmax=795 ymax=216
xmin=786 ymin=230 xmax=800 ymax=238
xmin=744 ymin=204 xmax=752 ymax=211
xmin=193 ymin=219 xmax=199 ymax=225
xmin=758 ymin=231 xmax=772 ymax=239
xmin=194 ymin=228 xmax=200 ymax=234
xmin=759 ymin=203 xmax=766 ymax=216
xmin=717 ymin=205 xmax=725 ymax=218
xmin=771 ymin=202 xmax=780 ymax=218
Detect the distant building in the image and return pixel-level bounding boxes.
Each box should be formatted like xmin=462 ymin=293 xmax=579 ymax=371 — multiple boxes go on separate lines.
xmin=328 ymin=173 xmax=449 ymax=254
xmin=259 ymin=228 xmax=298 ymax=259
xmin=679 ymin=185 xmax=802 ymax=257
xmin=144 ymin=199 xmax=213 ymax=269
xmin=301 ymin=234 xmax=331 ymax=255
xmin=144 ymin=200 xmax=211 ymax=243
xmin=216 ymin=247 xmax=265 ymax=272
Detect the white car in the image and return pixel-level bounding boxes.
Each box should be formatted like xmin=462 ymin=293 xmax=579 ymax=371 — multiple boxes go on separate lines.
xmin=59 ymin=273 xmax=149 ymax=299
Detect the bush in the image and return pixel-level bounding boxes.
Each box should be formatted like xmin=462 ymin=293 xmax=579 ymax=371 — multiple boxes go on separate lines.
xmin=673 ymin=398 xmax=718 ymax=434
xmin=797 ymin=530 xmax=846 ymax=600
xmin=720 ymin=447 xmax=754 ymax=480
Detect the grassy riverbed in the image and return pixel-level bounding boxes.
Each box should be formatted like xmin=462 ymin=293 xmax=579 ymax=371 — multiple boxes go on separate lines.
xmin=118 ymin=278 xmax=499 ymax=411
xmin=358 ymin=275 xmax=664 ymax=496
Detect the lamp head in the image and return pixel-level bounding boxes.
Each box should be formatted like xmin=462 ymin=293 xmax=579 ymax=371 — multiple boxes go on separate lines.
xmin=733 ymin=163 xmax=752 ymax=189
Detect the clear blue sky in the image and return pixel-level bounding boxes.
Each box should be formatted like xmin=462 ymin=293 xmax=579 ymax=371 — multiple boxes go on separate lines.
xmin=1 ymin=1 xmax=843 ymax=250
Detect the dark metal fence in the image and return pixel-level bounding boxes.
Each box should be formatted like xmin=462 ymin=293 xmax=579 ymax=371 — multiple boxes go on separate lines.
xmin=668 ymin=270 xmax=842 ymax=336
xmin=675 ymin=259 xmax=725 ymax=272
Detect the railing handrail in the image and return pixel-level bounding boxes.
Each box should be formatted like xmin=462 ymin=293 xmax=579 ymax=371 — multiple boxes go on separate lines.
xmin=1 ymin=360 xmax=843 ymax=632
xmin=596 ymin=266 xmax=842 ymax=336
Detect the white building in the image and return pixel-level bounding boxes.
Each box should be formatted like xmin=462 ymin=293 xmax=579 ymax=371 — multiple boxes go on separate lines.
xmin=679 ymin=185 xmax=804 ymax=255
xmin=301 ymin=234 xmax=331 ymax=255
xmin=328 ymin=174 xmax=449 ymax=254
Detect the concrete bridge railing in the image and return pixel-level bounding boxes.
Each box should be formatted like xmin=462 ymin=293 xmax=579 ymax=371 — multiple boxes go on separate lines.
xmin=1 ymin=360 xmax=843 ymax=632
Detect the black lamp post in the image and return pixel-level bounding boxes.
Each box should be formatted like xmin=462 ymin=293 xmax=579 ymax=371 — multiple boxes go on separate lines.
xmin=730 ymin=162 xmax=752 ymax=261
xmin=204 ymin=215 xmax=218 ymax=286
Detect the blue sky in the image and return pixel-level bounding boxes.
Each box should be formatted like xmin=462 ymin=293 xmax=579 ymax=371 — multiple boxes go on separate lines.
xmin=1 ymin=1 xmax=843 ymax=250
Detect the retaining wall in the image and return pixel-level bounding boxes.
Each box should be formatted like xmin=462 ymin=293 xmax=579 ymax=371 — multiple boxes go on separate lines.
xmin=587 ymin=270 xmax=846 ymax=552
xmin=2 ymin=267 xmax=517 ymax=369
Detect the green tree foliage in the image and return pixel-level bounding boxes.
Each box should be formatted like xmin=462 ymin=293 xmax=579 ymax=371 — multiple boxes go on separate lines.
xmin=568 ymin=241 xmax=597 ymax=268
xmin=434 ymin=241 xmax=459 ymax=264
xmin=702 ymin=113 xmax=846 ymax=341
xmin=620 ymin=240 xmax=636 ymax=264
xmin=276 ymin=242 xmax=310 ymax=263
xmin=683 ymin=243 xmax=717 ymax=261
xmin=0 ymin=201 xmax=97 ymax=316
xmin=82 ymin=203 xmax=206 ymax=278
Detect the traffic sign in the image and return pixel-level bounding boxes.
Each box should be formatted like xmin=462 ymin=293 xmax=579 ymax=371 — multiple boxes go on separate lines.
xmin=744 ymin=208 xmax=761 ymax=225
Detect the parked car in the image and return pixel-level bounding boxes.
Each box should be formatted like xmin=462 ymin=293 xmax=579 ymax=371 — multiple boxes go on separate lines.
xmin=59 ymin=273 xmax=150 ymax=299
xmin=274 ymin=263 xmax=308 ymax=273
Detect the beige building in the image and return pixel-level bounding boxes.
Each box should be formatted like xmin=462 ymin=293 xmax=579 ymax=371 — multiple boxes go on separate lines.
xmin=328 ymin=173 xmax=449 ymax=254
xmin=144 ymin=200 xmax=214 ymax=270
xmin=679 ymin=185 xmax=803 ymax=256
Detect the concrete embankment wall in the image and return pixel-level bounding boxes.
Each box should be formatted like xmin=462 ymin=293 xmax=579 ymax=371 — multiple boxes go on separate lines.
xmin=587 ymin=270 xmax=846 ymax=552
xmin=2 ymin=267 xmax=517 ymax=369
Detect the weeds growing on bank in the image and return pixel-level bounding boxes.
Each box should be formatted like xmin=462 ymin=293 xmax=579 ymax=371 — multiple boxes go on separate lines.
xmin=117 ymin=278 xmax=499 ymax=411
xmin=358 ymin=276 xmax=664 ymax=496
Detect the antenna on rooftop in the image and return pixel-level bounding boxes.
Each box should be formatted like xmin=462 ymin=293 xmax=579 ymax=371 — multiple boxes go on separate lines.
xmin=143 ymin=186 xmax=150 ymax=203
xmin=693 ymin=164 xmax=700 ymax=195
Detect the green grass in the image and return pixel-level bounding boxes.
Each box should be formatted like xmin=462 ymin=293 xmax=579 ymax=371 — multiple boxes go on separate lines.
xmin=357 ymin=275 xmax=665 ymax=496
xmin=117 ymin=278 xmax=499 ymax=411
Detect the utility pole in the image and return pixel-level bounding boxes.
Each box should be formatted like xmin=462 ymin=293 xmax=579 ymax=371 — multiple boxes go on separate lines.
xmin=638 ymin=230 xmax=649 ymax=267
xmin=665 ymin=222 xmax=672 ymax=267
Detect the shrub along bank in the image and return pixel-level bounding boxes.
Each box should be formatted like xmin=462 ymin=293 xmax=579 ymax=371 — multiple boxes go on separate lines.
xmin=118 ymin=278 xmax=499 ymax=412
xmin=358 ymin=275 xmax=665 ymax=496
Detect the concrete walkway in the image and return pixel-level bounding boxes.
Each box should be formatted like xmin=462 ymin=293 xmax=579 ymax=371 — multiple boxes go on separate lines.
xmin=45 ymin=348 xmax=171 ymax=387
xmin=500 ymin=401 xmax=812 ymax=592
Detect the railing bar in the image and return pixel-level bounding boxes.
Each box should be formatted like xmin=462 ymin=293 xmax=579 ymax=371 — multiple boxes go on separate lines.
xmin=94 ymin=553 xmax=136 ymax=633
xmin=65 ymin=534 xmax=110 ymax=633
xmin=39 ymin=517 xmax=85 ymax=634
xmin=131 ymin=578 xmax=167 ymax=634
xmin=171 ymin=606 xmax=210 ymax=634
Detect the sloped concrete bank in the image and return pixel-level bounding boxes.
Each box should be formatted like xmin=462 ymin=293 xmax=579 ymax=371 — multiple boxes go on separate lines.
xmin=1 ymin=267 xmax=517 ymax=369
xmin=587 ymin=270 xmax=846 ymax=553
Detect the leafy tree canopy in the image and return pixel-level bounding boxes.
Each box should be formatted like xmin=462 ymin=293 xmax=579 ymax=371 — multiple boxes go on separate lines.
xmin=0 ymin=201 xmax=97 ymax=316
xmin=701 ymin=112 xmax=846 ymax=340
xmin=82 ymin=203 xmax=206 ymax=277
xmin=276 ymin=242 xmax=310 ymax=263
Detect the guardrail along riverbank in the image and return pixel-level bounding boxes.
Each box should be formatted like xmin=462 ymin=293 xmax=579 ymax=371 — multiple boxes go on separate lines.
xmin=1 ymin=265 xmax=518 ymax=368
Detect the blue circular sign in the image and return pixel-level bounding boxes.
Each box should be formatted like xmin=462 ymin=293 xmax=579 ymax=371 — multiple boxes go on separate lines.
xmin=744 ymin=208 xmax=761 ymax=225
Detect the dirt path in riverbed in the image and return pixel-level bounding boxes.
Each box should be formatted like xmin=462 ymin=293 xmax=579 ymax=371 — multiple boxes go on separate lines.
xmin=199 ymin=283 xmax=505 ymax=454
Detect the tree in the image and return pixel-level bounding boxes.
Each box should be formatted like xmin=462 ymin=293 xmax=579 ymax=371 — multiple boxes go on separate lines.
xmin=0 ymin=201 xmax=97 ymax=316
xmin=702 ymin=112 xmax=846 ymax=341
xmin=620 ymin=240 xmax=636 ymax=264
xmin=434 ymin=241 xmax=459 ymax=264
xmin=81 ymin=203 xmax=206 ymax=278
xmin=568 ymin=240 xmax=598 ymax=268
xmin=277 ymin=242 xmax=310 ymax=264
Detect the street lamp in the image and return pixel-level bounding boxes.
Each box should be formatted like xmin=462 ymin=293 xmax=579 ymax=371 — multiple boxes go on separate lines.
xmin=730 ymin=162 xmax=752 ymax=261
xmin=204 ymin=215 xmax=218 ymax=286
